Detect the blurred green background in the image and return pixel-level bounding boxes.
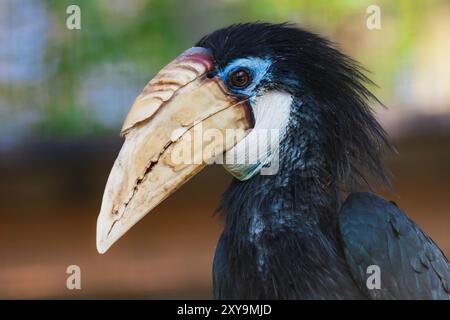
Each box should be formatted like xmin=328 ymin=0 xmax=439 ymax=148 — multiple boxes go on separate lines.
xmin=0 ymin=0 xmax=449 ymax=298
xmin=2 ymin=0 xmax=450 ymax=143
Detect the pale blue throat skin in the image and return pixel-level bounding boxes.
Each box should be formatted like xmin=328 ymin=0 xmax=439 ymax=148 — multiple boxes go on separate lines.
xmin=224 ymin=159 xmax=267 ymax=181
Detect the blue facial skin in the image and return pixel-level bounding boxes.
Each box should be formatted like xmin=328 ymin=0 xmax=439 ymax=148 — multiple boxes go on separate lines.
xmin=218 ymin=57 xmax=275 ymax=181
xmin=219 ymin=57 xmax=272 ymax=99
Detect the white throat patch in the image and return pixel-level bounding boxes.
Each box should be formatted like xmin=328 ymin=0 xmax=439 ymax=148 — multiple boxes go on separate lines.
xmin=223 ymin=91 xmax=292 ymax=180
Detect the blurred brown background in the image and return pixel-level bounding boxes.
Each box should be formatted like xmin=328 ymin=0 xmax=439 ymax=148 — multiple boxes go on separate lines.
xmin=0 ymin=0 xmax=449 ymax=298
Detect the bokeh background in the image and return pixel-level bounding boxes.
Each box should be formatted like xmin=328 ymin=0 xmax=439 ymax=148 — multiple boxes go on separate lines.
xmin=0 ymin=0 xmax=449 ymax=299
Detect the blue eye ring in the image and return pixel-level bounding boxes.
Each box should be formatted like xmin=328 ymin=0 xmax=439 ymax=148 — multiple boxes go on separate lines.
xmin=227 ymin=67 xmax=252 ymax=89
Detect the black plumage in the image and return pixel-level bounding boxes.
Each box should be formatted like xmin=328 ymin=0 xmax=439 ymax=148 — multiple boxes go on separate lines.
xmin=340 ymin=193 xmax=450 ymax=299
xmin=197 ymin=23 xmax=450 ymax=299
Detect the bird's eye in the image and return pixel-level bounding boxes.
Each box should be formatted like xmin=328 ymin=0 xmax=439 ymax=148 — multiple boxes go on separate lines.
xmin=228 ymin=68 xmax=251 ymax=89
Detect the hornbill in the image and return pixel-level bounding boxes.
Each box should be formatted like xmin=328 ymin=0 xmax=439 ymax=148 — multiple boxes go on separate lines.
xmin=96 ymin=23 xmax=450 ymax=299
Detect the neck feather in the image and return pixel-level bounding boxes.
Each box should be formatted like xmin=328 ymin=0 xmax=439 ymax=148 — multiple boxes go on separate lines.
xmin=220 ymin=98 xmax=340 ymax=241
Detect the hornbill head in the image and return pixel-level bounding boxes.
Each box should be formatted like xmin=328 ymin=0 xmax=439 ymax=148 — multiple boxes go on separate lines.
xmin=97 ymin=23 xmax=390 ymax=253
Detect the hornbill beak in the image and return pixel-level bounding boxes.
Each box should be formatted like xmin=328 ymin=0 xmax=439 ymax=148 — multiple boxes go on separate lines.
xmin=96 ymin=47 xmax=253 ymax=254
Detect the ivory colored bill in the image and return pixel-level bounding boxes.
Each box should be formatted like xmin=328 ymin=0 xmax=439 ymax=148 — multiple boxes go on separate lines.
xmin=121 ymin=47 xmax=214 ymax=135
xmin=97 ymin=48 xmax=253 ymax=253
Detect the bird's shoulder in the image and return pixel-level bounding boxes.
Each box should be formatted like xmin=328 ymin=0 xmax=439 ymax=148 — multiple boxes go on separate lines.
xmin=338 ymin=192 xmax=450 ymax=299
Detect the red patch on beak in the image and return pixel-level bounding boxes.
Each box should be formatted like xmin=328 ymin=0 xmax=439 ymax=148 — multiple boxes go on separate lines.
xmin=181 ymin=47 xmax=215 ymax=72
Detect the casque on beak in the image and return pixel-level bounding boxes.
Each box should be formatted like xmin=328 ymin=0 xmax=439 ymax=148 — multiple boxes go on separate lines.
xmin=96 ymin=47 xmax=253 ymax=253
